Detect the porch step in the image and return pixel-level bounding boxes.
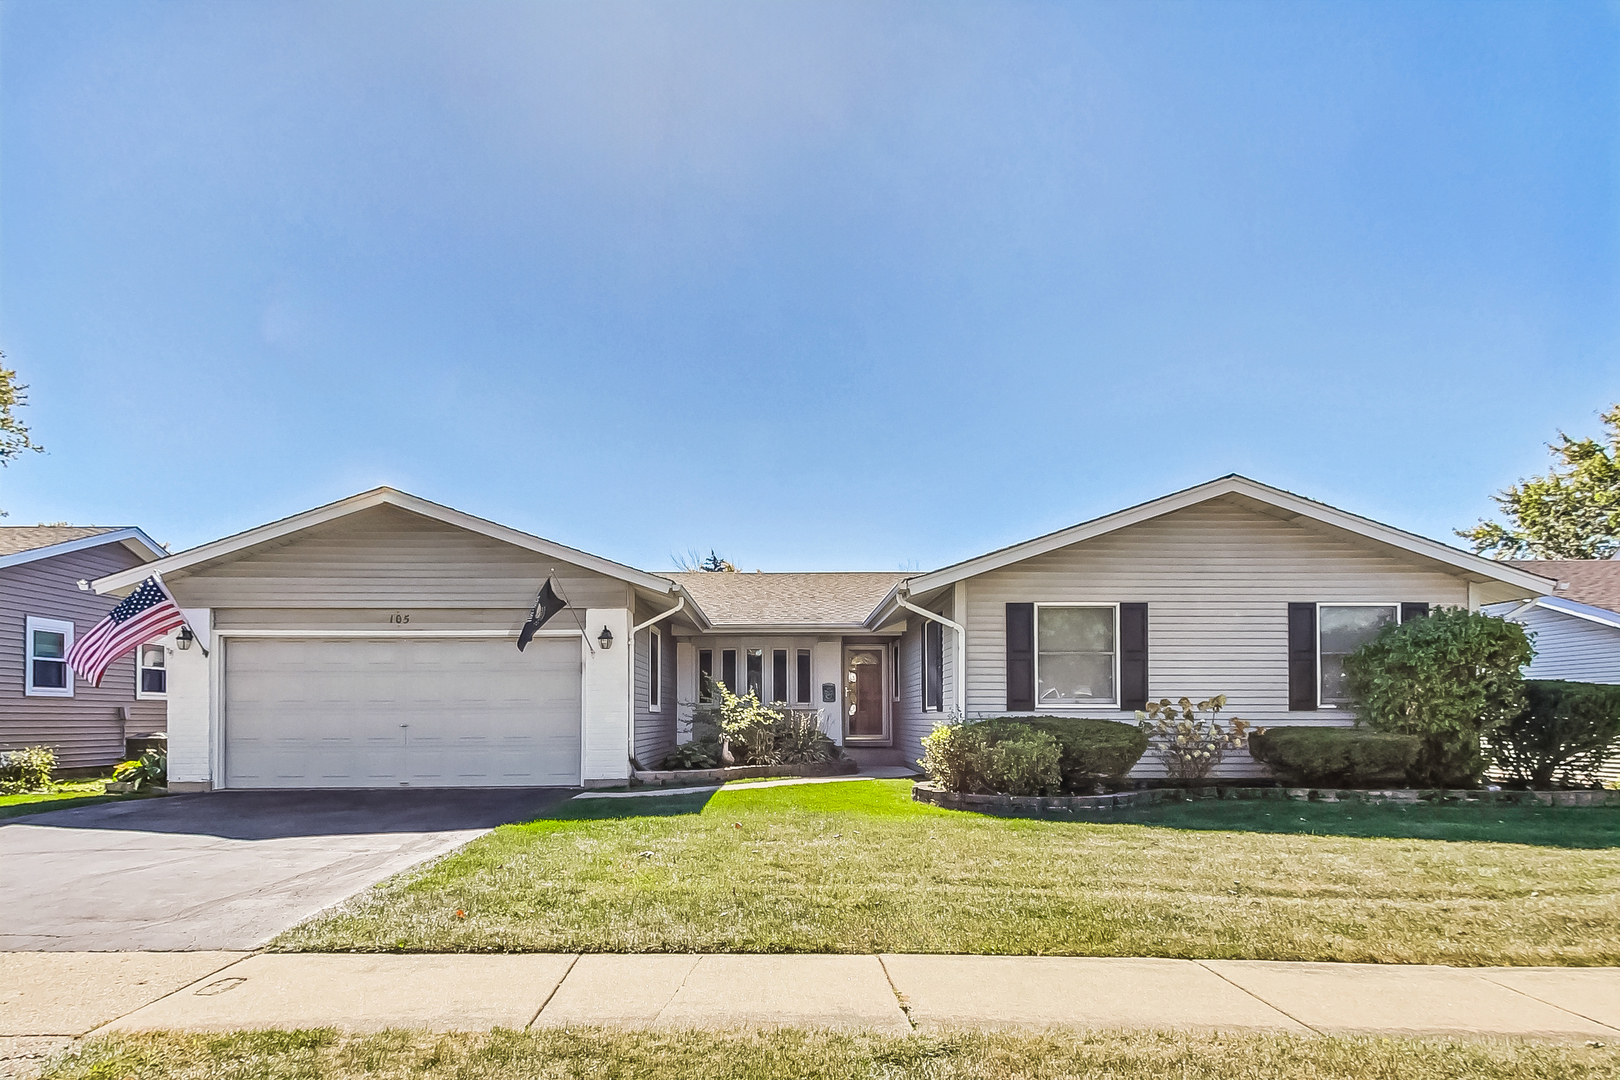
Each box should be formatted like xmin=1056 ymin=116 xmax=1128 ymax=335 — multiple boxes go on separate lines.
xmin=841 ymin=746 xmax=913 ymax=770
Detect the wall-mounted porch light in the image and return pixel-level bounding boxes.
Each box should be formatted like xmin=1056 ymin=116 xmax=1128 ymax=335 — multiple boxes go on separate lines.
xmin=176 ymin=626 xmax=195 ymax=651
xmin=598 ymin=625 xmax=614 ymax=650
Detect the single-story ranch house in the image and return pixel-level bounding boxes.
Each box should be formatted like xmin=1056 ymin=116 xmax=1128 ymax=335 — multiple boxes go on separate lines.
xmin=90 ymin=476 xmax=1558 ymax=791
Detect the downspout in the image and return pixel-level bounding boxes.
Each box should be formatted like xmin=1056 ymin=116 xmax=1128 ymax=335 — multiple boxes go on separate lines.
xmin=628 ymin=595 xmax=688 ymax=766
xmin=896 ymin=591 xmax=967 ymax=718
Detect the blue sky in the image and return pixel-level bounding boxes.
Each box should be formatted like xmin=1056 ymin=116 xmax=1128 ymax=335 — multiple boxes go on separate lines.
xmin=2 ymin=0 xmax=1615 ymax=571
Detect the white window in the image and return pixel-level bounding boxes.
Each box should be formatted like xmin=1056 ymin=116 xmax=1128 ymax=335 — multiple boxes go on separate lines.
xmin=25 ymin=616 xmax=74 ymax=697
xmin=647 ymin=629 xmax=661 ymax=710
xmin=136 ymin=642 xmax=167 ymax=699
xmin=1035 ymin=604 xmax=1117 ymax=707
xmin=1318 ymin=604 xmax=1399 ymax=708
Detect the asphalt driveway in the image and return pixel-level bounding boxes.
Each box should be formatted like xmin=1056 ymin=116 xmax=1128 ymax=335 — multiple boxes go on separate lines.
xmin=0 ymin=788 xmax=574 ymax=951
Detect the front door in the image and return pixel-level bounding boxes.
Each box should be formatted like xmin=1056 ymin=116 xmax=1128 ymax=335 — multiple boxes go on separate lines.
xmin=843 ymin=647 xmax=888 ymax=743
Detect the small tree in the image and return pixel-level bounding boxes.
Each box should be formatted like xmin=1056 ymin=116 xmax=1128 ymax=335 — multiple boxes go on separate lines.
xmin=1457 ymin=404 xmax=1620 ymax=559
xmin=1343 ymin=608 xmax=1533 ymax=787
xmin=0 ymin=356 xmax=45 ymax=517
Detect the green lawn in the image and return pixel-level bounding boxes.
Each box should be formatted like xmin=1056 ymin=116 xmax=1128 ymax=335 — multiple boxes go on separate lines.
xmin=0 ymin=781 xmax=142 ymax=820
xmin=42 ymin=1029 xmax=1620 ymax=1080
xmin=273 ymin=779 xmax=1620 ymax=965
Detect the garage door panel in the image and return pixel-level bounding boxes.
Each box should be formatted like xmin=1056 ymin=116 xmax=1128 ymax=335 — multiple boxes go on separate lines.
xmin=225 ymin=636 xmax=581 ymax=788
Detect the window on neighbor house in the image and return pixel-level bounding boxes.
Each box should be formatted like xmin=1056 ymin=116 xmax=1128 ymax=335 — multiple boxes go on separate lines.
xmin=648 ymin=629 xmax=661 ymax=710
xmin=746 ymin=648 xmax=764 ymax=698
xmin=699 ymin=649 xmax=714 ymax=703
xmin=796 ymin=649 xmax=812 ymax=704
xmin=137 ymin=642 xmax=167 ymax=698
xmin=923 ymin=621 xmax=944 ymax=711
xmin=1036 ymin=605 xmax=1116 ymax=706
xmin=721 ymin=649 xmax=737 ymax=694
xmin=25 ymin=616 xmax=73 ymax=697
xmin=771 ymin=649 xmax=788 ymax=703
xmin=1318 ymin=604 xmax=1398 ymax=707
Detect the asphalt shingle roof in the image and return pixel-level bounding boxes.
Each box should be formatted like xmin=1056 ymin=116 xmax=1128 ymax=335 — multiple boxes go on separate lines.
xmin=0 ymin=526 xmax=119 ymax=557
xmin=1507 ymin=560 xmax=1620 ymax=616
xmin=671 ymin=571 xmax=905 ymax=627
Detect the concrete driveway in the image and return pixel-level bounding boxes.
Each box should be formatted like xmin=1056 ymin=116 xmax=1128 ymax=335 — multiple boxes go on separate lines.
xmin=0 ymin=788 xmax=573 ymax=952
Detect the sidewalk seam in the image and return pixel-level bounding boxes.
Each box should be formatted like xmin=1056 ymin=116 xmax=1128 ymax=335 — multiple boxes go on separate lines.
xmin=1471 ymin=971 xmax=1620 ymax=1035
xmin=81 ymin=952 xmax=259 ymax=1039
xmin=875 ymin=955 xmax=916 ymax=1031
xmin=650 ymin=955 xmax=704 ymax=1026
xmin=1193 ymin=961 xmax=1320 ymax=1035
xmin=525 ymin=954 xmax=580 ymax=1029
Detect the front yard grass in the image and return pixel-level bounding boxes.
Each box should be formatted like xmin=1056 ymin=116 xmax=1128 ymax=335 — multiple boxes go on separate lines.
xmin=0 ymin=780 xmax=142 ymax=820
xmin=273 ymin=779 xmax=1620 ymax=965
xmin=42 ymin=1028 xmax=1620 ymax=1080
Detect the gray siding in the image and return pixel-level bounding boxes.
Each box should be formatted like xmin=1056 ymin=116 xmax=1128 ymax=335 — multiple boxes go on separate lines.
xmin=1 ymin=543 xmax=167 ymax=768
xmin=1512 ymin=606 xmax=1620 ymax=685
xmin=892 ymin=593 xmax=957 ymax=769
xmin=163 ymin=504 xmax=627 ymax=610
xmin=962 ymin=497 xmax=1473 ymax=779
xmin=632 ymin=603 xmax=679 ymax=767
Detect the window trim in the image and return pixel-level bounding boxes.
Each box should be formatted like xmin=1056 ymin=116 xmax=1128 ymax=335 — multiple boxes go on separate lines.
xmin=1032 ymin=602 xmax=1120 ymax=710
xmin=1315 ymin=602 xmax=1400 ymax=710
xmin=648 ymin=628 xmax=661 ymax=711
xmin=135 ymin=639 xmax=168 ymax=701
xmin=25 ymin=616 xmax=75 ymax=698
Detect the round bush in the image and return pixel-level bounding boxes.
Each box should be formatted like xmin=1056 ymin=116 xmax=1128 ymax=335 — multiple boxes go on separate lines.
xmin=1247 ymin=726 xmax=1419 ymax=787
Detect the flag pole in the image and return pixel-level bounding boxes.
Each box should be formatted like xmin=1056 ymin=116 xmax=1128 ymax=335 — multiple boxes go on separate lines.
xmin=549 ymin=570 xmax=595 ymax=655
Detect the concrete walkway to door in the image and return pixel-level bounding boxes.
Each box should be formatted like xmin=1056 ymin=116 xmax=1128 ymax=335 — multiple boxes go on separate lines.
xmin=0 ymin=789 xmax=574 ymax=952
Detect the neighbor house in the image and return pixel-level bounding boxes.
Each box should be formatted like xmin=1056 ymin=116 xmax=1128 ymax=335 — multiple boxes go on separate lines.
xmin=89 ymin=476 xmax=1556 ymax=791
xmin=2 ymin=526 xmax=171 ymax=769
xmin=1486 ymin=561 xmax=1620 ymax=685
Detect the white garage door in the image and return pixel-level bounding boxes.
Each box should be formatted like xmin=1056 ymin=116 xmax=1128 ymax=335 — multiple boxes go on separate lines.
xmin=224 ymin=636 xmax=581 ymax=788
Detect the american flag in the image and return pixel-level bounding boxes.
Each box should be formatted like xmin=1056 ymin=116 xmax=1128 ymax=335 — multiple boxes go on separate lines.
xmin=67 ymin=577 xmax=186 ymax=688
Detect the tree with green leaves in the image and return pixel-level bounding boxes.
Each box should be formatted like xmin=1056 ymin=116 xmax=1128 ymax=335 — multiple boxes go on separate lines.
xmin=0 ymin=356 xmax=45 ymax=517
xmin=1457 ymin=404 xmax=1620 ymax=559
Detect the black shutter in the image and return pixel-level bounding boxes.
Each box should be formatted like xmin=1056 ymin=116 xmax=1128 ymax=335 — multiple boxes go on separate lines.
xmin=1287 ymin=603 xmax=1317 ymax=711
xmin=1006 ymin=603 xmax=1034 ymax=712
xmin=1119 ymin=603 xmax=1149 ymax=711
xmin=1400 ymin=602 xmax=1430 ymax=623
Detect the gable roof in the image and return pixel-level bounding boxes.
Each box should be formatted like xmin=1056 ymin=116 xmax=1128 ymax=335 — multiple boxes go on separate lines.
xmin=0 ymin=526 xmax=167 ymax=570
xmin=671 ymin=572 xmax=905 ymax=629
xmin=1496 ymin=594 xmax=1620 ymax=633
xmin=870 ymin=474 xmax=1557 ymax=625
xmin=90 ymin=487 xmax=680 ymax=597
xmin=1506 ymin=560 xmax=1620 ymax=616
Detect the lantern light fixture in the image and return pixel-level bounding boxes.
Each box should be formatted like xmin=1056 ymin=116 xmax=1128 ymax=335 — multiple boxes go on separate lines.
xmin=598 ymin=625 xmax=614 ymax=650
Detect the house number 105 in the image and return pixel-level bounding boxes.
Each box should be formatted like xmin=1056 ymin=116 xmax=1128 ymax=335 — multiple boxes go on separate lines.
xmin=389 ymin=613 xmax=411 ymax=624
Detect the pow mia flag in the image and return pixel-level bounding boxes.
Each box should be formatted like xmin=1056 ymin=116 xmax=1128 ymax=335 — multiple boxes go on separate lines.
xmin=517 ymin=577 xmax=567 ymax=651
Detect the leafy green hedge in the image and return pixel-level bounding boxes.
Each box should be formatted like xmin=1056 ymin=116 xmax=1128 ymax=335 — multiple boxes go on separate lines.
xmin=1491 ymin=680 xmax=1620 ymax=787
xmin=1246 ymin=727 xmax=1419 ymax=787
xmin=920 ymin=717 xmax=1148 ymax=795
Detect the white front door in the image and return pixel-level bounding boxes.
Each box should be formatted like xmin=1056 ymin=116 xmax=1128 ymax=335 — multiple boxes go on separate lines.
xmin=223 ymin=636 xmax=581 ymax=788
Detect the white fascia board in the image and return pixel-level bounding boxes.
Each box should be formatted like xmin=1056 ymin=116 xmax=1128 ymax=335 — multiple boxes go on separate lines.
xmin=1526 ymin=596 xmax=1620 ymax=632
xmin=699 ymin=622 xmax=885 ymax=635
xmin=91 ymin=487 xmax=676 ymax=596
xmin=0 ymin=528 xmax=167 ymax=571
xmin=897 ymin=475 xmax=1561 ymax=599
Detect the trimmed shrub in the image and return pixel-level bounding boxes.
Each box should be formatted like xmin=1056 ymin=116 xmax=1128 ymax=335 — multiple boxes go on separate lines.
xmin=1247 ymin=727 xmax=1419 ymax=787
xmin=920 ymin=717 xmax=1141 ymax=794
xmin=1491 ymin=680 xmax=1620 ymax=787
xmin=0 ymin=744 xmax=55 ymax=793
xmin=982 ymin=717 xmax=1148 ymax=791
xmin=1343 ymin=607 xmax=1533 ymax=787
xmin=982 ymin=730 xmax=1062 ymax=796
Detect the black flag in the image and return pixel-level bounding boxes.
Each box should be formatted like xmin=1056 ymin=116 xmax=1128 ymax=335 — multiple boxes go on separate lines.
xmin=517 ymin=578 xmax=567 ymax=651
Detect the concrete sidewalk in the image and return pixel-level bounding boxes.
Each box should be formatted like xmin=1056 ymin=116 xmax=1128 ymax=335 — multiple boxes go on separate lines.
xmin=3 ymin=952 xmax=1617 ymax=1050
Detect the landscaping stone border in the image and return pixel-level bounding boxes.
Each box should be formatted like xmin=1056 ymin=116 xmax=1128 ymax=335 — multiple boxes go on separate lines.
xmin=633 ymin=758 xmax=859 ymax=785
xmin=912 ymin=780 xmax=1620 ymax=815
